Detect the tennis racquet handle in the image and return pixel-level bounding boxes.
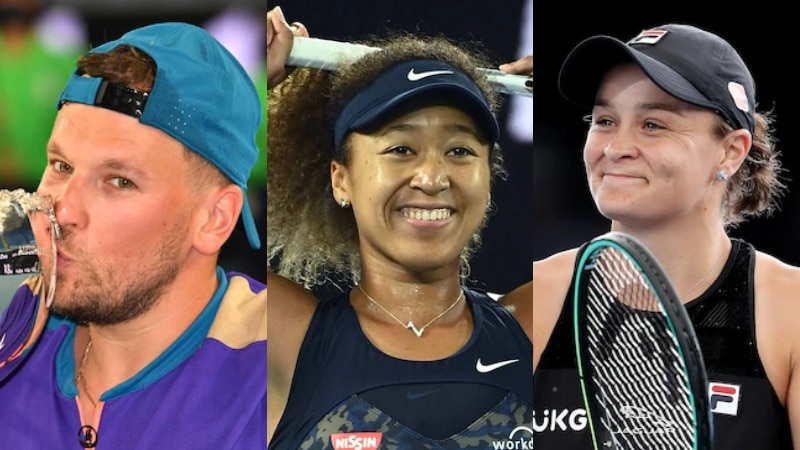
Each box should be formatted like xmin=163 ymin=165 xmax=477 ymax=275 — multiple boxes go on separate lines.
xmin=287 ymin=36 xmax=532 ymax=97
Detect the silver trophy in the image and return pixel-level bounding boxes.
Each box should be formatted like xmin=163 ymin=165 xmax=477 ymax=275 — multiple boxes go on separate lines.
xmin=0 ymin=189 xmax=61 ymax=307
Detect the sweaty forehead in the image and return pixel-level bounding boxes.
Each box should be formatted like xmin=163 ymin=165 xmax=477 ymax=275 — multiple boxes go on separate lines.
xmin=364 ymin=103 xmax=487 ymax=143
xmin=386 ymin=104 xmax=478 ymax=126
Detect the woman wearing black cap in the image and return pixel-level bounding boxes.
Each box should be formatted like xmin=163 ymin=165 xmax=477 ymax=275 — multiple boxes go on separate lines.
xmin=266 ymin=6 xmax=533 ymax=449
xmin=533 ymin=24 xmax=797 ymax=449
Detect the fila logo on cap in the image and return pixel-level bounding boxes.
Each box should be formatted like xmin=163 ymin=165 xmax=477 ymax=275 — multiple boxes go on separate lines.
xmin=709 ymin=382 xmax=741 ymax=416
xmin=627 ymin=29 xmax=668 ymax=45
xmin=407 ymin=68 xmax=454 ymax=81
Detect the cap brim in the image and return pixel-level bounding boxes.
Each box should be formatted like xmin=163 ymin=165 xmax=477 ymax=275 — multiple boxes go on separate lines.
xmin=350 ymin=83 xmax=500 ymax=145
xmin=558 ymin=36 xmax=715 ymax=111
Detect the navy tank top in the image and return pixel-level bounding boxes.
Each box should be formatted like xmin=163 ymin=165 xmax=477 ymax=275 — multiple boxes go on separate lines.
xmin=271 ymin=288 xmax=533 ymax=449
xmin=533 ymin=238 xmax=792 ymax=449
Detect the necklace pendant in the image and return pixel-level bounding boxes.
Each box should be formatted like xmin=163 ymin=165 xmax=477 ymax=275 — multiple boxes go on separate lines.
xmin=405 ymin=321 xmax=425 ymax=337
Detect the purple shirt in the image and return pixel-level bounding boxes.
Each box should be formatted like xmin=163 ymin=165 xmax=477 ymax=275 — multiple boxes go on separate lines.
xmin=0 ymin=268 xmax=266 ymax=449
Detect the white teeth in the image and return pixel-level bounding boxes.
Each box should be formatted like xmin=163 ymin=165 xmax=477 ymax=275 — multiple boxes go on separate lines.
xmin=402 ymin=208 xmax=451 ymax=221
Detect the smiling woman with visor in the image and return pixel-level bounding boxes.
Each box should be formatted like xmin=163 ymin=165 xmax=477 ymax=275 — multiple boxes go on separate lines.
xmin=266 ymin=6 xmax=533 ymax=449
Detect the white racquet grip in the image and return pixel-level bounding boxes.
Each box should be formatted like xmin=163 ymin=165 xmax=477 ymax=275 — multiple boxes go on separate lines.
xmin=287 ymin=36 xmax=532 ymax=97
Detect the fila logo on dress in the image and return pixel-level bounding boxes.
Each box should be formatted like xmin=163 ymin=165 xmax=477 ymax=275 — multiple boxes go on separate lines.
xmin=709 ymin=382 xmax=741 ymax=416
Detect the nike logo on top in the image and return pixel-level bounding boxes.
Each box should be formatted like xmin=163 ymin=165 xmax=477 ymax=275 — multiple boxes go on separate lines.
xmin=476 ymin=358 xmax=519 ymax=373
xmin=407 ymin=68 xmax=454 ymax=81
xmin=406 ymin=389 xmax=439 ymax=401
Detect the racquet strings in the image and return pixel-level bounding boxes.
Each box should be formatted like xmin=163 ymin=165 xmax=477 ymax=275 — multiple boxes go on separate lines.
xmin=583 ymin=245 xmax=695 ymax=449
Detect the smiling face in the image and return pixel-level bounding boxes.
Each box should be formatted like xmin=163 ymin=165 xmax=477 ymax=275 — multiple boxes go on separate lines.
xmin=583 ymin=63 xmax=731 ymax=228
xmin=35 ymin=103 xmax=201 ymax=324
xmin=331 ymin=104 xmax=492 ymax=275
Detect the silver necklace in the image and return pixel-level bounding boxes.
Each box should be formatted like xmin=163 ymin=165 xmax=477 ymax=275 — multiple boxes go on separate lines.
xmin=680 ymin=245 xmax=729 ymax=299
xmin=358 ymin=284 xmax=464 ymax=337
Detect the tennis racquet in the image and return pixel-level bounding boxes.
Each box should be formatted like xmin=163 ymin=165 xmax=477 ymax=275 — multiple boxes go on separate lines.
xmin=573 ymin=231 xmax=713 ymax=450
xmin=287 ymin=36 xmax=533 ymax=97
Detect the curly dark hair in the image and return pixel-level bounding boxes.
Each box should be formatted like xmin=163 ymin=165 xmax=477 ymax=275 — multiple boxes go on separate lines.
xmin=267 ymin=33 xmax=508 ymax=289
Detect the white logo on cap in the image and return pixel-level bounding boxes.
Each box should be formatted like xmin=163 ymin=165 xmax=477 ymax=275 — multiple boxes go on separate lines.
xmin=627 ymin=29 xmax=668 ymax=45
xmin=728 ymin=81 xmax=750 ymax=114
xmin=407 ymin=68 xmax=454 ymax=81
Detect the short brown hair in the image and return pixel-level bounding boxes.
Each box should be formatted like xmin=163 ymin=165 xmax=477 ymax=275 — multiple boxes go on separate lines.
xmin=713 ymin=109 xmax=786 ymax=228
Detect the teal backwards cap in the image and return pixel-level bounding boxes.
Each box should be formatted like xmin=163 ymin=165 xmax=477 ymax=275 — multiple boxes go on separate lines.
xmin=57 ymin=22 xmax=262 ymax=249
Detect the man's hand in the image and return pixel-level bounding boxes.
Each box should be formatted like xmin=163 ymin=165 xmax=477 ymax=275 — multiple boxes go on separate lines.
xmin=267 ymin=6 xmax=309 ymax=90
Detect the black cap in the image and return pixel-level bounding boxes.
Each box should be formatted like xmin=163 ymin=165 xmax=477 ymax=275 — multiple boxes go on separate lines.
xmin=558 ymin=24 xmax=755 ymax=136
